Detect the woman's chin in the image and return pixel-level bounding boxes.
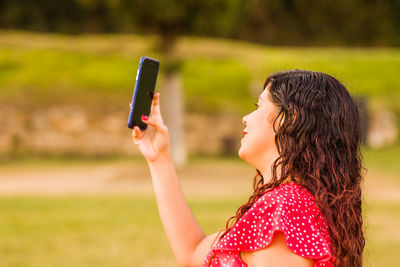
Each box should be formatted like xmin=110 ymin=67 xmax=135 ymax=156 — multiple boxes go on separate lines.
xmin=238 ymin=146 xmax=247 ymax=160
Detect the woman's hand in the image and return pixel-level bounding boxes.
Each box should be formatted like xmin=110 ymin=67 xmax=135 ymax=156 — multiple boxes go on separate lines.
xmin=131 ymin=92 xmax=171 ymax=162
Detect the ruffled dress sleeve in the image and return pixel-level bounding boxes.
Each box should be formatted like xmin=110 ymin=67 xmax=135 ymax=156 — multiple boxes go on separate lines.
xmin=202 ymin=182 xmax=334 ymax=267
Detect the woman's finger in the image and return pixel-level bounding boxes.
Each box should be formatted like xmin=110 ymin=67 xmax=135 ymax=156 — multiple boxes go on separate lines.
xmin=150 ymin=92 xmax=161 ymax=115
xmin=142 ymin=114 xmax=166 ymax=133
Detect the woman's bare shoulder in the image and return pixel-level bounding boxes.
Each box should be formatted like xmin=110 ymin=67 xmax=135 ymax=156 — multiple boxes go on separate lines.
xmin=240 ymin=232 xmax=314 ymax=267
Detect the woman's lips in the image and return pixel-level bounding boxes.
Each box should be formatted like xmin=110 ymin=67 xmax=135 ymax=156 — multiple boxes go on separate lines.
xmin=243 ymin=131 xmax=248 ymax=136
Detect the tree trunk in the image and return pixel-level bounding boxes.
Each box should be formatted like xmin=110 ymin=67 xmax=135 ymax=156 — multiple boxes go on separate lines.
xmin=160 ymin=70 xmax=187 ymax=168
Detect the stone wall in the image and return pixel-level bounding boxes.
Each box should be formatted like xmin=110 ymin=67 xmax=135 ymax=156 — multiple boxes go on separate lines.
xmin=0 ymin=106 xmax=244 ymax=156
xmin=0 ymin=105 xmax=397 ymax=156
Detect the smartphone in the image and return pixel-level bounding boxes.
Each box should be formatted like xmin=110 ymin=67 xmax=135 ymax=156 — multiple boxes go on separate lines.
xmin=127 ymin=56 xmax=160 ymax=130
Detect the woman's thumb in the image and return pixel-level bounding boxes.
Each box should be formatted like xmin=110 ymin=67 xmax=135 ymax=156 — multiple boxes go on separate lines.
xmin=132 ymin=126 xmax=144 ymax=142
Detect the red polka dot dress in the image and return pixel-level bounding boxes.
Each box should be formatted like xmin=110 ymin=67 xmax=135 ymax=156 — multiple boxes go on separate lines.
xmin=202 ymin=182 xmax=334 ymax=266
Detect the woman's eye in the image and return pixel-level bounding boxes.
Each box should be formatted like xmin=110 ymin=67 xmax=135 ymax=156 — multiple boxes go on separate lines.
xmin=254 ymin=102 xmax=259 ymax=108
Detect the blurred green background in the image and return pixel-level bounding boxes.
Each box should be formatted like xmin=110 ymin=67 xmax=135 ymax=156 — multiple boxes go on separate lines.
xmin=0 ymin=0 xmax=399 ymax=266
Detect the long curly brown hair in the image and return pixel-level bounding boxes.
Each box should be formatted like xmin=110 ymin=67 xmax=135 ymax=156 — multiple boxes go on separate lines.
xmin=221 ymin=70 xmax=365 ymax=266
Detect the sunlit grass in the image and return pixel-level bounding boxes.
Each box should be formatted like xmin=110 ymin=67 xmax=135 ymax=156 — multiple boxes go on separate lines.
xmin=0 ymin=193 xmax=398 ymax=266
xmin=1 ymin=31 xmax=400 ymax=115
xmin=0 ymin=145 xmax=399 ymax=266
xmin=363 ymin=200 xmax=400 ymax=267
xmin=363 ymin=145 xmax=400 ymax=179
xmin=0 ymin=195 xmax=241 ymax=267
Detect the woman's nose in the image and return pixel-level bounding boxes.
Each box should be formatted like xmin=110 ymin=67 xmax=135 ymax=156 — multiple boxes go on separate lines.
xmin=242 ymin=115 xmax=247 ymax=125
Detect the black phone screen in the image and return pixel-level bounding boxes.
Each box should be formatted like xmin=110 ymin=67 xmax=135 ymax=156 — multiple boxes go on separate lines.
xmin=127 ymin=57 xmax=159 ymax=130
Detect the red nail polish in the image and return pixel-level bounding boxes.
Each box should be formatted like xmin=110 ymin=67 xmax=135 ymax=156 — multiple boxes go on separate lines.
xmin=142 ymin=115 xmax=148 ymax=121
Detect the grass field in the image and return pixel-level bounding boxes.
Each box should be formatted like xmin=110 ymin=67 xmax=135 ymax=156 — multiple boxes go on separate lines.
xmin=0 ymin=195 xmax=243 ymax=267
xmin=1 ymin=197 xmax=399 ymax=267
xmin=1 ymin=30 xmax=400 ymax=115
xmin=0 ymin=146 xmax=399 ymax=266
xmin=0 ymin=195 xmax=396 ymax=267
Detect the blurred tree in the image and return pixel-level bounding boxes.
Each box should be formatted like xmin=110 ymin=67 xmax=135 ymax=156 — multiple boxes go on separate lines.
xmin=76 ymin=0 xmax=112 ymax=32
xmin=116 ymin=0 xmax=253 ymax=52
xmin=234 ymin=0 xmax=397 ymax=46
xmin=115 ymin=0 xmax=255 ymax=166
xmin=0 ymin=0 xmax=399 ymax=45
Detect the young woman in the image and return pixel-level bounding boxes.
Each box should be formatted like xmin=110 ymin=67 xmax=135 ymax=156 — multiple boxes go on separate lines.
xmin=131 ymin=70 xmax=365 ymax=267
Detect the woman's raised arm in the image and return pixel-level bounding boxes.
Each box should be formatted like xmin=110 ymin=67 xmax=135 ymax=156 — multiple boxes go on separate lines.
xmin=131 ymin=92 xmax=216 ymax=266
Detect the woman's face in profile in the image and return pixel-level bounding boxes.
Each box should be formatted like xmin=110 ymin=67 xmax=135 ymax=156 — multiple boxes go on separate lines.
xmin=239 ymin=83 xmax=279 ymax=165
